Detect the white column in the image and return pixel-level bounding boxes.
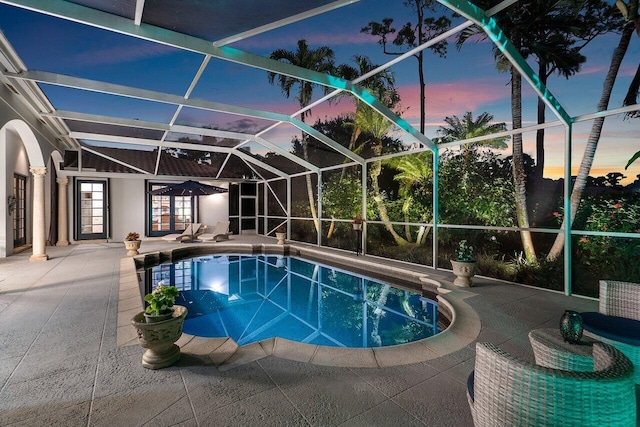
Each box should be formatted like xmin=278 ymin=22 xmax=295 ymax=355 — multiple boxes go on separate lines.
xmin=56 ymin=177 xmax=69 ymax=246
xmin=30 ymin=166 xmax=49 ymax=262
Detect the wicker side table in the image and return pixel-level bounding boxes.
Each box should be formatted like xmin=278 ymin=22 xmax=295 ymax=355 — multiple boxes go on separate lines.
xmin=528 ymin=328 xmax=597 ymax=372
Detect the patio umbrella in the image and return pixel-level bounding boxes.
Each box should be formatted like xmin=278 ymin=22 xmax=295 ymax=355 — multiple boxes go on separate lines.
xmin=149 ymin=180 xmax=228 ymax=241
xmin=148 ymin=180 xmax=228 ymax=197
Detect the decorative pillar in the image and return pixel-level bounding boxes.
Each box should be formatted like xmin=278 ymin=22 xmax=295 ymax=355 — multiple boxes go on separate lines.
xmin=30 ymin=166 xmax=49 ymax=262
xmin=56 ymin=177 xmax=69 ymax=246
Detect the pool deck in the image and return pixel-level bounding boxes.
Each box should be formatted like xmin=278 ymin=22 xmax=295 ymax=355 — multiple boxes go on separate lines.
xmin=0 ymin=235 xmax=636 ymax=426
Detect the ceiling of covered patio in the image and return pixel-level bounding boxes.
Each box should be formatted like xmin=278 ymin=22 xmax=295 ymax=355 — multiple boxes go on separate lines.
xmin=0 ymin=0 xmax=637 ymax=181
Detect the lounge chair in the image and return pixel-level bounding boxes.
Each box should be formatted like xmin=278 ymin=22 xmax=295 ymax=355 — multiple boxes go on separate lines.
xmin=467 ymin=341 xmax=636 ymax=426
xmin=197 ymin=221 xmax=230 ymax=242
xmin=161 ymin=223 xmax=201 ymax=242
xmin=581 ymin=280 xmax=640 ymax=384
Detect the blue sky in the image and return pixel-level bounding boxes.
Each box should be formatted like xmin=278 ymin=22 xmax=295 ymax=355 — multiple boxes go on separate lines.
xmin=0 ymin=0 xmax=638 ymax=180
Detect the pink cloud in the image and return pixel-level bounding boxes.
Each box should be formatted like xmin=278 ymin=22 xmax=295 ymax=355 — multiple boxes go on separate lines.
xmin=396 ymin=79 xmax=509 ymax=121
xmin=575 ymin=65 xmax=608 ymax=77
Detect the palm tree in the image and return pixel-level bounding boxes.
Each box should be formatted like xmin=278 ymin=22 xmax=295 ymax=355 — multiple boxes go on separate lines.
xmin=334 ymin=55 xmax=411 ymax=245
xmin=336 ymin=55 xmax=399 ymax=159
xmin=547 ymin=0 xmax=639 ymax=261
xmin=433 ymin=111 xmax=509 ymax=174
xmin=386 ymin=151 xmax=433 ymax=243
xmin=358 ymin=104 xmax=411 ymax=246
xmin=456 ymin=0 xmax=615 ymax=263
xmin=433 ymin=111 xmax=508 ymax=149
xmin=267 ymin=40 xmax=335 ymax=234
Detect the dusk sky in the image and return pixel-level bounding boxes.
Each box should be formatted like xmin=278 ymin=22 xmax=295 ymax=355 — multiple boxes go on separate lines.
xmin=0 ymin=0 xmax=638 ymax=181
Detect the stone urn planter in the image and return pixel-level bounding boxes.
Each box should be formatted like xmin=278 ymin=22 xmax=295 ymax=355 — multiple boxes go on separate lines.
xmin=124 ymin=232 xmax=141 ymax=256
xmin=450 ymin=260 xmax=477 ymax=287
xmin=131 ymin=305 xmax=188 ymax=369
xmin=124 ymin=240 xmax=141 ymax=256
xmin=275 ymin=232 xmax=286 ymax=245
xmin=451 ymin=240 xmax=476 ymax=287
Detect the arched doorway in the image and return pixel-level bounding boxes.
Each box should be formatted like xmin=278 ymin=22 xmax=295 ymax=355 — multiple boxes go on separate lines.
xmin=0 ymin=119 xmax=48 ymax=261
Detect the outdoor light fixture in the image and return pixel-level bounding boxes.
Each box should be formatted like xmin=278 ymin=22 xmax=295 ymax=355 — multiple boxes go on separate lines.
xmin=7 ymin=195 xmax=16 ymax=215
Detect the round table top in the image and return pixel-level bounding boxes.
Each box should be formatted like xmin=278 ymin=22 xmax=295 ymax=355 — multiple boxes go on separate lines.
xmin=529 ymin=328 xmax=596 ymax=357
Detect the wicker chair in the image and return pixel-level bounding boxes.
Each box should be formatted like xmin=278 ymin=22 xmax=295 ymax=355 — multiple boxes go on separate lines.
xmin=581 ymin=280 xmax=640 ymax=384
xmin=467 ymin=341 xmax=636 ymax=427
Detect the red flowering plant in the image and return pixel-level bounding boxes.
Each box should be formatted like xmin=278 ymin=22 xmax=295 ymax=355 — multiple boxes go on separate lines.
xmin=125 ymin=232 xmax=140 ymax=241
xmin=569 ymin=197 xmax=640 ymax=276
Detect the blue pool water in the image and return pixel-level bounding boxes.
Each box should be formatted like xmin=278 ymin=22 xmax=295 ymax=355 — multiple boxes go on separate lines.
xmin=146 ymin=254 xmax=440 ymax=348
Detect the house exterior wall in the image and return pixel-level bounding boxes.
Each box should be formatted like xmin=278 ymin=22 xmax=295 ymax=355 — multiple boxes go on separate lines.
xmin=86 ymin=178 xmax=230 ymax=243
xmin=0 ymin=83 xmax=61 ymax=258
xmin=198 ymin=182 xmax=229 ymax=231
xmin=1 ymin=129 xmax=30 ymax=256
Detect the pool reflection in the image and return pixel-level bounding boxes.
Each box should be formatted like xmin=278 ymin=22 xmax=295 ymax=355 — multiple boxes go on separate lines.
xmin=146 ymin=255 xmax=439 ymax=348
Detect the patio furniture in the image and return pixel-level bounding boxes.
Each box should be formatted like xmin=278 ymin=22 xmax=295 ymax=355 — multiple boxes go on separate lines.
xmin=161 ymin=223 xmax=202 ymax=242
xmin=467 ymin=341 xmax=636 ymax=426
xmin=581 ymin=280 xmax=640 ymax=384
xmin=529 ymin=328 xmax=597 ymax=372
xmin=196 ymin=221 xmax=230 ymax=242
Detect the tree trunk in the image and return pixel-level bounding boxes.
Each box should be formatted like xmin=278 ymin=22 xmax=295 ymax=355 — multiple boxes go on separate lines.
xmin=303 ymin=141 xmax=320 ymax=234
xmin=511 ymin=67 xmax=537 ymax=262
xmin=534 ymin=60 xmax=548 ymax=182
xmin=547 ymin=19 xmax=636 ymax=261
xmin=369 ymin=158 xmax=410 ymax=246
xmin=418 ymin=51 xmax=426 ymax=135
xmin=404 ymin=213 xmax=413 ymax=242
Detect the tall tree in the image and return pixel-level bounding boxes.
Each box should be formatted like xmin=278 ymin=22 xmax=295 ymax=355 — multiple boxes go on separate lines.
xmin=358 ymin=103 xmax=411 ymax=245
xmin=385 ymin=151 xmax=433 ymax=243
xmin=267 ymin=40 xmax=335 ymax=233
xmin=456 ymin=0 xmax=616 ymax=263
xmin=547 ymin=0 xmax=639 ymax=260
xmin=525 ymin=0 xmax=621 ymax=181
xmin=361 ymin=0 xmax=451 ymax=134
xmin=433 ymin=111 xmax=509 ymax=176
xmin=336 ymin=55 xmax=400 ymax=169
xmin=335 ymin=55 xmax=410 ymax=244
xmin=432 ymin=111 xmax=509 ymax=149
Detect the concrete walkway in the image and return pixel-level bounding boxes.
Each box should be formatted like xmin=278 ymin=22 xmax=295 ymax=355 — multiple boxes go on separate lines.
xmin=0 ymin=237 xmax=631 ymax=426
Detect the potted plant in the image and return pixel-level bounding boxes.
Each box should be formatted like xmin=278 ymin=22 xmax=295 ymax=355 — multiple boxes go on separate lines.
xmin=352 ymin=214 xmax=363 ymax=231
xmin=275 ymin=225 xmax=286 ymax=245
xmin=130 ymin=281 xmax=188 ymax=369
xmin=450 ymin=240 xmax=477 ymax=287
xmin=124 ymin=231 xmax=141 ymax=256
xmin=143 ymin=281 xmax=179 ymax=322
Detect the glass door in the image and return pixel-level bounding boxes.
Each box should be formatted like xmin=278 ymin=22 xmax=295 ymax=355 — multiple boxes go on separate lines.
xmin=148 ymin=183 xmax=193 ymax=236
xmin=76 ymin=180 xmax=107 ymax=240
xmin=12 ymin=174 xmax=26 ymax=247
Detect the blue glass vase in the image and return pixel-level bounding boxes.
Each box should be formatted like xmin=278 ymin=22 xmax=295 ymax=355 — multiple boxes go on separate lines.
xmin=559 ymin=310 xmax=583 ymax=344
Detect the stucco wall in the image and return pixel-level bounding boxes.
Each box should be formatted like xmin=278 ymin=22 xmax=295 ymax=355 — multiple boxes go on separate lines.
xmin=0 ymin=127 xmax=30 ymax=256
xmin=0 ymin=83 xmax=65 ymax=257
xmin=198 ymin=181 xmax=230 ymax=231
xmin=105 ymin=178 xmax=229 ymax=242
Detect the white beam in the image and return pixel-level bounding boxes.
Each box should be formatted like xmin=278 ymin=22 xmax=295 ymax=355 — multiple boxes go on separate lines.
xmin=134 ymin=0 xmax=145 ymax=26
xmin=0 ymin=0 xmax=428 ymax=150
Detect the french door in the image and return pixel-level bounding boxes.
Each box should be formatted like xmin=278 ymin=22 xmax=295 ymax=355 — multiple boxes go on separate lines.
xmin=12 ymin=174 xmax=26 ymax=247
xmin=76 ymin=180 xmax=108 ymax=240
xmin=148 ymin=182 xmax=194 ymax=236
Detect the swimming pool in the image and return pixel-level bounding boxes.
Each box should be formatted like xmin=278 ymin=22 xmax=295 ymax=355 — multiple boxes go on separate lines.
xmin=145 ymin=254 xmax=441 ymax=348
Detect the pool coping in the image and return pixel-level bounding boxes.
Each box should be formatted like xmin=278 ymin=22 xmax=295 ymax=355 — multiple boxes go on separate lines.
xmin=117 ymin=243 xmax=481 ymax=370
